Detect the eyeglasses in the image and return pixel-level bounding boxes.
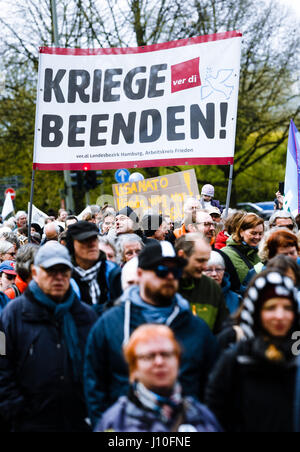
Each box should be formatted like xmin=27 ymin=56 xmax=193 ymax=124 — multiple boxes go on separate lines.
xmin=3 ymin=273 xmax=16 ymax=281
xmin=42 ymin=267 xmax=71 ymax=277
xmin=6 ymin=252 xmax=16 ymax=257
xmin=136 ymin=351 xmax=176 ymax=363
xmin=197 ymin=222 xmax=215 ymax=228
xmin=154 ymin=265 xmax=183 ymax=280
xmin=204 ymin=268 xmax=225 ymax=274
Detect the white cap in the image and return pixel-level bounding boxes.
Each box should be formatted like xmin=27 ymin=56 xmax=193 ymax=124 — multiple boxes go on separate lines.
xmin=201 ymin=184 xmax=215 ymax=197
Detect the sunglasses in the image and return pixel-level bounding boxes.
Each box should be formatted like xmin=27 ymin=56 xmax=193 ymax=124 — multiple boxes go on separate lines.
xmin=3 ymin=273 xmax=15 ymax=280
xmin=154 ymin=265 xmax=183 ymax=280
xmin=41 ymin=266 xmax=71 ymax=277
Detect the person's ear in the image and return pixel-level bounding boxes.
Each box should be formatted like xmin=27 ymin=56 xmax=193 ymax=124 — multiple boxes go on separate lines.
xmin=31 ymin=265 xmax=39 ymax=282
xmin=177 ymin=249 xmax=186 ymax=259
xmin=186 ymin=224 xmax=196 ymax=233
xmin=137 ymin=268 xmax=143 ymax=279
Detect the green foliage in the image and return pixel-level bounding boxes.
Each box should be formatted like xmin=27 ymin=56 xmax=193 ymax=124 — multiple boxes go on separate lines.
xmin=0 ymin=85 xmax=64 ymax=213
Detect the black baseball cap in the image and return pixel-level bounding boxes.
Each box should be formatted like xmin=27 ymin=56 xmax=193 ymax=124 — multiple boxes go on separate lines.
xmin=66 ymin=221 xmax=99 ymax=241
xmin=138 ymin=241 xmax=187 ymax=270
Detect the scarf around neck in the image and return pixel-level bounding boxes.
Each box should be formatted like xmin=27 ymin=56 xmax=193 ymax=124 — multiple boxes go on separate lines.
xmin=133 ymin=381 xmax=183 ymax=424
xmin=74 ymin=260 xmax=102 ymax=305
xmin=29 ymin=280 xmax=83 ymax=382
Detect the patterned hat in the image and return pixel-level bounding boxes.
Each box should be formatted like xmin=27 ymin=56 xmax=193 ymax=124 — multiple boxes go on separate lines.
xmin=240 ymin=271 xmax=299 ymax=339
xmin=201 ymin=184 xmax=215 ymax=197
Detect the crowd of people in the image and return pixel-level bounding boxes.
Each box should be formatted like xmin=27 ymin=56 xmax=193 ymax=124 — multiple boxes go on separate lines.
xmin=0 ymin=185 xmax=300 ymax=432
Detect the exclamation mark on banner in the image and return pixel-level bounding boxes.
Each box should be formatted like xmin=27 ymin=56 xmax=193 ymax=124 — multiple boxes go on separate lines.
xmin=219 ymin=103 xmax=228 ymax=139
xmin=183 ymin=172 xmax=193 ymax=196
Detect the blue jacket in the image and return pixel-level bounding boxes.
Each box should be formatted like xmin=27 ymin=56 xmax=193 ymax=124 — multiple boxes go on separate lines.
xmin=84 ymin=285 xmax=219 ymax=427
xmin=95 ymin=394 xmax=223 ymax=432
xmin=0 ymin=292 xmax=9 ymax=313
xmin=221 ymin=273 xmax=242 ymax=315
xmin=0 ymin=287 xmax=97 ymax=432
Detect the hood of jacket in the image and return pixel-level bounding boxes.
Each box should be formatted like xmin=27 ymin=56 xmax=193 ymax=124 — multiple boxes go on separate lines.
xmin=119 ymin=285 xmax=190 ymax=345
xmin=119 ymin=284 xmax=190 ymax=311
xmin=221 ymin=272 xmax=232 ymax=295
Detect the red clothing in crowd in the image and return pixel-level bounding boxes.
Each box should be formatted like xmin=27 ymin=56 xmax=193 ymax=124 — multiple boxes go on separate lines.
xmin=214 ymin=230 xmax=230 ymax=250
xmin=5 ymin=275 xmax=28 ymax=299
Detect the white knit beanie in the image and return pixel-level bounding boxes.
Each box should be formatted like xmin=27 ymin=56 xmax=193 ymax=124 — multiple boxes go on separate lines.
xmin=201 ymin=184 xmax=215 ymax=197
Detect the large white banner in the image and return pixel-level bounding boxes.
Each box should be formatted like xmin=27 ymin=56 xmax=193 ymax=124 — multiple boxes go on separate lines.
xmin=33 ymin=31 xmax=242 ymax=171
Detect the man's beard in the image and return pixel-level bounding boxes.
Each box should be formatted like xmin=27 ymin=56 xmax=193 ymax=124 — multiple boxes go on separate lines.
xmin=144 ymin=283 xmax=176 ymax=306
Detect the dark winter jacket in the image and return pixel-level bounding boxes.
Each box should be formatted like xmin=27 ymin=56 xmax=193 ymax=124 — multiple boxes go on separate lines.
xmin=221 ymin=273 xmax=242 ymax=315
xmin=205 ymin=338 xmax=298 ymax=432
xmin=72 ymin=254 xmax=121 ymax=315
xmin=211 ymin=199 xmax=223 ymax=213
xmin=216 ymin=323 xmax=238 ymax=352
xmin=0 ymin=287 xmax=97 ymax=432
xmin=240 ymin=264 xmax=264 ymax=296
xmin=84 ymin=286 xmax=219 ymax=427
xmin=0 ymin=292 xmax=9 ymax=313
xmin=95 ymin=393 xmax=223 ymax=432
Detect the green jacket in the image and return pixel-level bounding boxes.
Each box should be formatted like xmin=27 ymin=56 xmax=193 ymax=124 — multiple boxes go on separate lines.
xmin=221 ymin=236 xmax=261 ymax=286
xmin=178 ymin=274 xmax=229 ymax=334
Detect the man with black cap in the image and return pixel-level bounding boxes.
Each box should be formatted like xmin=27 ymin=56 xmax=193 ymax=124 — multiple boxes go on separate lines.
xmin=141 ymin=213 xmax=168 ymax=242
xmin=66 ymin=221 xmax=121 ymax=314
xmin=0 ymin=241 xmax=97 ymax=432
xmin=115 ymin=207 xmax=140 ymax=236
xmin=84 ymin=240 xmax=218 ymax=428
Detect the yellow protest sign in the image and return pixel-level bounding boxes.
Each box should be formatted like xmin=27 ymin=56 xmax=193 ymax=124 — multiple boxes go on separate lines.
xmin=112 ymin=169 xmax=200 ymax=222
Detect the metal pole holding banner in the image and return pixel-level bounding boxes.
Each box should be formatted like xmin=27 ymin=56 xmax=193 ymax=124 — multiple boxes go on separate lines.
xmin=51 ymin=0 xmax=74 ymax=213
xmin=224 ymin=163 xmax=234 ymax=219
xmin=28 ymin=169 xmax=36 ymax=243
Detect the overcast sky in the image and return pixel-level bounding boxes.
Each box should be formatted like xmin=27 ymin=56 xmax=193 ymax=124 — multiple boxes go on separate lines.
xmin=277 ymin=0 xmax=300 ymax=16
xmin=0 ymin=0 xmax=299 ymax=32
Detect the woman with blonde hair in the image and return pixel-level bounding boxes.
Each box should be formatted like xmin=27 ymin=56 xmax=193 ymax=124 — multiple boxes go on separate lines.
xmin=95 ymin=324 xmax=222 ymax=432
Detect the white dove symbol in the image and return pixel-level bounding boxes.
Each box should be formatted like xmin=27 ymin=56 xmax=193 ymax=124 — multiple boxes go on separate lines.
xmin=201 ymin=69 xmax=234 ymax=100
